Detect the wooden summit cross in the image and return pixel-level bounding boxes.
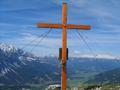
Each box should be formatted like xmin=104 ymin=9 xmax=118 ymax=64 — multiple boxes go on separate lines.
xmin=37 ymin=3 xmax=91 ymax=90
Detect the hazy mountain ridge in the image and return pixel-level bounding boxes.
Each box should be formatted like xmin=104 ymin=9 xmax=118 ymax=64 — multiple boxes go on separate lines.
xmin=87 ymin=67 xmax=120 ymax=84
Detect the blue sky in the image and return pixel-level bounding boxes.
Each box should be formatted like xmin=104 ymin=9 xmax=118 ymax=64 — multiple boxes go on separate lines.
xmin=0 ymin=0 xmax=120 ymax=58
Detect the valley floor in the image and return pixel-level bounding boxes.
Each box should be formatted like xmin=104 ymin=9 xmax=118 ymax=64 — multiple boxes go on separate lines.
xmin=1 ymin=83 xmax=120 ymax=90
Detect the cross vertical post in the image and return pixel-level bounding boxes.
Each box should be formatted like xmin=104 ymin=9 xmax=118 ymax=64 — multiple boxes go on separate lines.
xmin=36 ymin=2 xmax=91 ymax=90
xmin=62 ymin=3 xmax=67 ymax=90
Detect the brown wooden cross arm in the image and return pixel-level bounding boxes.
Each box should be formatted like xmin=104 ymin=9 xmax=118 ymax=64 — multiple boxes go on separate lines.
xmin=37 ymin=23 xmax=91 ymax=30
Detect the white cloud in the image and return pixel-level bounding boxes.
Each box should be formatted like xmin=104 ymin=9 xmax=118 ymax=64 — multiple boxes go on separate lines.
xmin=72 ymin=50 xmax=120 ymax=59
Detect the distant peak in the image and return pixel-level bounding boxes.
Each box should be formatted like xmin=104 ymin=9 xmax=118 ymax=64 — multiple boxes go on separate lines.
xmin=0 ymin=43 xmax=17 ymax=52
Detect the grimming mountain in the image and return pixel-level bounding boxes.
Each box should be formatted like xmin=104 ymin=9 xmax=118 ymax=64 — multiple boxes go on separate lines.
xmin=0 ymin=43 xmax=60 ymax=86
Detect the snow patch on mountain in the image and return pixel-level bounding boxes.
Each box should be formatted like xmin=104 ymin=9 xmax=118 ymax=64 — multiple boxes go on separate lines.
xmin=0 ymin=43 xmax=40 ymax=76
xmin=0 ymin=43 xmax=17 ymax=53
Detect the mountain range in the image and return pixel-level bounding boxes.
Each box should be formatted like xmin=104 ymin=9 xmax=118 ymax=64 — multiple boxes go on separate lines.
xmin=0 ymin=43 xmax=120 ymax=89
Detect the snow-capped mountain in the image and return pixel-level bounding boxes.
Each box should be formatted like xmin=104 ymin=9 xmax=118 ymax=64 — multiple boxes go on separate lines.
xmin=0 ymin=43 xmax=36 ymax=60
xmin=0 ymin=43 xmax=37 ymax=74
xmin=0 ymin=43 xmax=60 ymax=85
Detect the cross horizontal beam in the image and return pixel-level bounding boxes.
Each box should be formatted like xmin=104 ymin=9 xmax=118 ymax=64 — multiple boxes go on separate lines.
xmin=37 ymin=23 xmax=91 ymax=30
